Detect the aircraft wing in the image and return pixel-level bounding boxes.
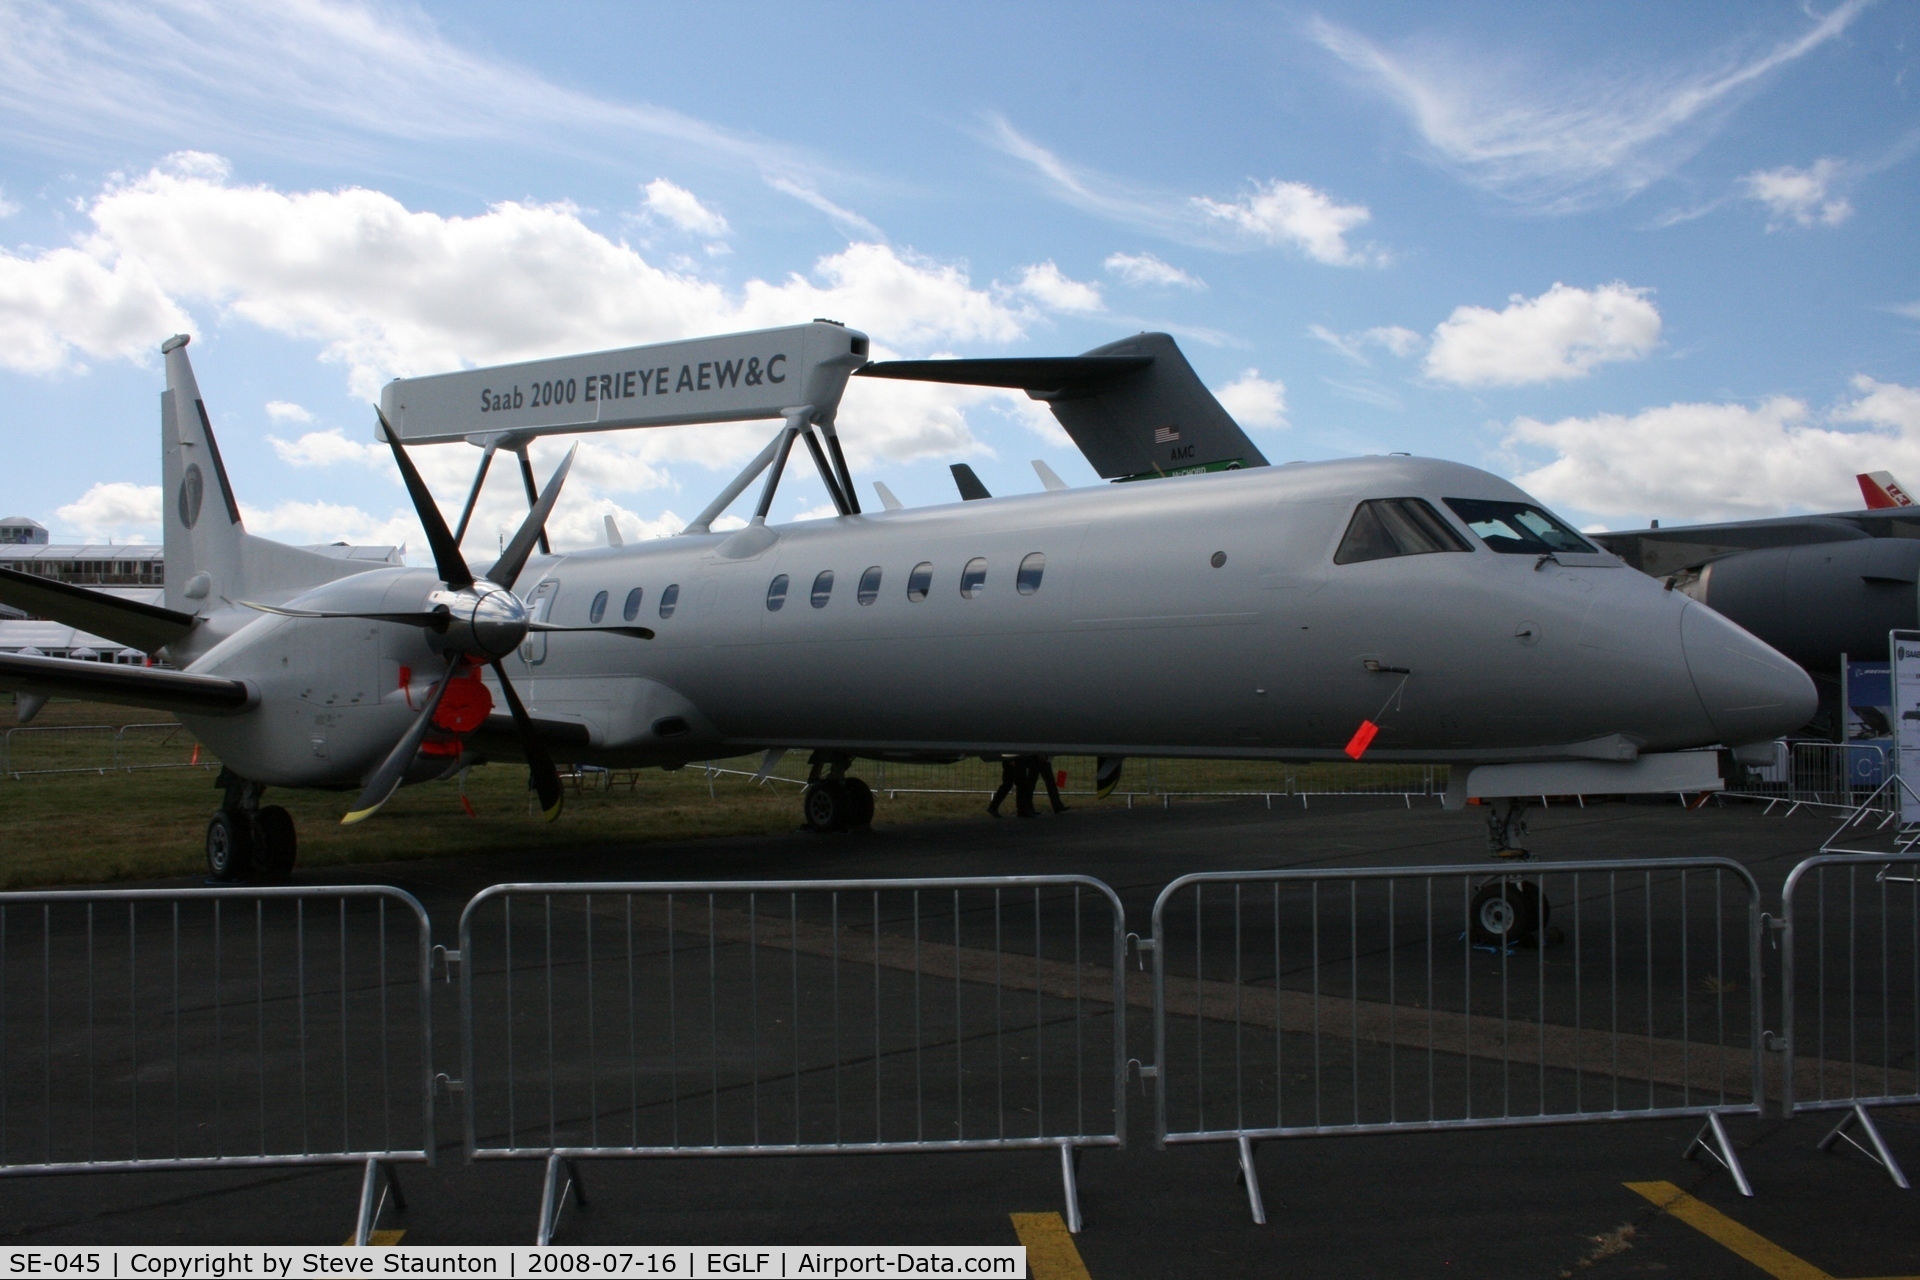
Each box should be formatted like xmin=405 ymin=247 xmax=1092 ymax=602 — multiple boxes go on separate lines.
xmin=0 ymin=650 xmax=251 ymax=717
xmin=857 ymin=333 xmax=1268 ymax=482
xmin=0 ymin=566 xmax=197 ymax=654
xmin=1591 ymin=509 xmax=1920 ymax=575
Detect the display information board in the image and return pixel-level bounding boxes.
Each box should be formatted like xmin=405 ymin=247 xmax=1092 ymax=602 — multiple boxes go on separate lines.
xmin=1890 ymin=631 xmax=1920 ymax=825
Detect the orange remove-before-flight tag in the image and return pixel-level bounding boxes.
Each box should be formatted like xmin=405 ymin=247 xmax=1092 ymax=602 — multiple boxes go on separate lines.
xmin=1344 ymin=720 xmax=1379 ymax=760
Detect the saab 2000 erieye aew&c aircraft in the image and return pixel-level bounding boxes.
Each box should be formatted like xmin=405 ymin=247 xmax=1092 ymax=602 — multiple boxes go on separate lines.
xmin=0 ymin=322 xmax=1814 ymax=892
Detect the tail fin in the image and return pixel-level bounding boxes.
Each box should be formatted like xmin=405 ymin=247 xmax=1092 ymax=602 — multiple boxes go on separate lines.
xmin=162 ymin=335 xmax=245 ymax=615
xmin=1858 ymin=471 xmax=1915 ymax=510
xmin=856 ymin=332 xmax=1268 ymax=483
xmin=160 ymin=334 xmax=398 ymax=624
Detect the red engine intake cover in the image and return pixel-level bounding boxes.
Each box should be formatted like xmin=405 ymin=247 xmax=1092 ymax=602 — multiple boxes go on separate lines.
xmin=431 ymin=674 xmax=494 ymax=734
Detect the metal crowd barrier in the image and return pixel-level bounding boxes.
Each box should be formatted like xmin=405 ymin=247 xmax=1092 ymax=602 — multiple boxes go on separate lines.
xmin=1142 ymin=860 xmax=1766 ymax=1222
xmin=454 ymin=877 xmax=1127 ymax=1243
xmin=3 ymin=723 xmax=215 ymax=778
xmin=698 ymin=756 xmax=1446 ymax=806
xmin=0 ymin=886 xmax=435 ymax=1244
xmin=1725 ymin=741 xmax=1894 ymax=817
xmin=1778 ymin=853 xmax=1919 ymax=1189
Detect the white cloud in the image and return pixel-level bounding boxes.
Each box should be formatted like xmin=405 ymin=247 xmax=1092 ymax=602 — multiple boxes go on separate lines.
xmin=1424 ymin=282 xmax=1660 ymax=387
xmin=763 ymin=176 xmax=884 ymax=240
xmin=1312 ymin=5 xmax=1869 ymax=211
xmin=264 ymin=399 xmax=312 ymax=423
xmin=0 ymin=189 xmax=18 ymax=219
xmin=1507 ymin=376 xmax=1920 ymax=522
xmin=642 ymin=179 xmax=728 ymax=237
xmin=0 ymin=244 xmax=190 ymax=373
xmin=0 ymin=1 xmax=843 ymax=198
xmin=20 ymin=158 xmax=1025 ymax=405
xmin=55 ymin=481 xmax=161 ymax=538
xmin=1216 ymin=370 xmax=1288 ymax=428
xmin=986 ymin=116 xmax=1382 ymax=263
xmin=1742 ymin=159 xmax=1852 ymax=228
xmin=1193 ymin=181 xmax=1376 ymax=267
xmin=1011 ymin=261 xmax=1104 ymax=314
xmin=1310 ymin=323 xmax=1423 ymax=364
xmin=1103 ymin=252 xmax=1204 ymax=290
xmin=269 ymin=427 xmax=385 ymax=468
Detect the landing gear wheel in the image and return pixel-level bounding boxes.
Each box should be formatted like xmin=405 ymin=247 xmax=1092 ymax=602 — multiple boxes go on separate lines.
xmin=252 ymin=805 xmax=297 ymax=878
xmin=843 ymin=777 xmax=875 ymax=827
xmin=803 ymin=781 xmax=849 ymax=832
xmin=1468 ymin=879 xmax=1548 ymax=947
xmin=206 ymin=808 xmax=256 ymax=881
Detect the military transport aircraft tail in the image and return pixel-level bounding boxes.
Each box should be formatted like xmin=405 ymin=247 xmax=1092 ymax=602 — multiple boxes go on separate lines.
xmin=856 ymin=332 xmax=1268 ymax=483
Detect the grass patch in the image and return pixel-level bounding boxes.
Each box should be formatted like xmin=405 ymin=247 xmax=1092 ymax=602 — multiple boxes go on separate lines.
xmin=1 ymin=697 xmax=1446 ymax=889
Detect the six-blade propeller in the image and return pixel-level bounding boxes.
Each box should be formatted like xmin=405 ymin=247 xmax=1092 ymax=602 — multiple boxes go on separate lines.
xmin=246 ymin=413 xmax=651 ymax=825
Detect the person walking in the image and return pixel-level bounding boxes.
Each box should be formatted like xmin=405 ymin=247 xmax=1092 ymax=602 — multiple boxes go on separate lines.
xmin=987 ymin=756 xmax=1021 ymax=818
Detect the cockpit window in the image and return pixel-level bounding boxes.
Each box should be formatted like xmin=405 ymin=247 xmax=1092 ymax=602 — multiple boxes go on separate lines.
xmin=1333 ymin=498 xmax=1472 ymax=565
xmin=1443 ymin=498 xmax=1597 ymax=555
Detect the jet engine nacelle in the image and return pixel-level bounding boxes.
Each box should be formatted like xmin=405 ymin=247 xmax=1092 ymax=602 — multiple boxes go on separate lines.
xmin=1675 ymin=537 xmax=1920 ymax=669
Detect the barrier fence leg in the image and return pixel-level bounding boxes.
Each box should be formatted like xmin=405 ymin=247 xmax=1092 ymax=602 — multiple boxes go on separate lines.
xmin=1235 ymin=1136 xmax=1267 ymax=1225
xmin=535 ymin=1154 xmax=590 ymax=1245
xmin=1058 ymin=1144 xmax=1083 ymax=1234
xmin=1816 ymin=1106 xmax=1911 ymax=1190
xmin=352 ymin=1159 xmax=402 ymax=1246
xmin=1684 ymin=1112 xmax=1755 ymax=1198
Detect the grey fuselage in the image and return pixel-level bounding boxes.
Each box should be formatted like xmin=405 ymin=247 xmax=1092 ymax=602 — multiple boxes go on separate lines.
xmin=174 ymin=455 xmax=1814 ymax=789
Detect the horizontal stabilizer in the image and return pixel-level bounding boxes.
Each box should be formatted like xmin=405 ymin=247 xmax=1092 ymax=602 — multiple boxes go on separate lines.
xmin=0 ymin=650 xmax=251 ymax=717
xmin=859 ymin=333 xmax=1266 ymax=482
xmin=0 ymin=566 xmax=196 ymax=654
xmin=858 ymin=355 xmax=1150 ymax=391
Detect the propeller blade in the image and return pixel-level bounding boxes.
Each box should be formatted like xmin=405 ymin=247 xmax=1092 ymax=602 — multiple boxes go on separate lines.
xmin=241 ymin=602 xmax=452 ymax=631
xmin=377 ymin=407 xmax=473 ymax=590
xmin=526 ymin=622 xmax=654 ymax=639
xmin=488 ymin=443 xmax=577 ymax=591
xmin=342 ymin=669 xmax=453 ymax=825
xmin=491 ymin=660 xmax=564 ymax=821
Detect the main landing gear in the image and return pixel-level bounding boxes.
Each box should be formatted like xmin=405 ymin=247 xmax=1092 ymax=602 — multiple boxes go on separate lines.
xmin=206 ymin=767 xmax=297 ymax=881
xmin=1470 ymin=797 xmax=1557 ymax=949
xmin=800 ymin=752 xmax=875 ymax=833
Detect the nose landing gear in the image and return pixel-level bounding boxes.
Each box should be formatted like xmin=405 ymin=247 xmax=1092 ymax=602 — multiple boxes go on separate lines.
xmin=1467 ymin=878 xmax=1550 ymax=947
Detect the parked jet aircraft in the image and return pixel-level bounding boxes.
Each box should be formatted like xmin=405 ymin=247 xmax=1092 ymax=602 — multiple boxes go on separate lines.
xmin=1593 ymin=473 xmax=1920 ymax=733
xmin=0 ymin=327 xmax=1815 ymax=906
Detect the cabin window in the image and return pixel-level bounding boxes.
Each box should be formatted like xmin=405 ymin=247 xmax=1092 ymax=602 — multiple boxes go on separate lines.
xmin=1016 ymin=552 xmax=1045 ymax=595
xmin=658 ymin=583 xmax=679 ymax=618
xmin=766 ymin=574 xmax=789 ymax=611
xmin=1443 ymin=498 xmax=1597 ymax=555
xmin=811 ymin=570 xmax=834 ymax=608
xmin=1334 ymin=498 xmax=1472 ymax=565
xmin=857 ymin=565 xmax=882 ymax=605
xmin=960 ymin=557 xmax=987 ymax=599
xmin=907 ymin=562 xmax=933 ymax=601
xmin=589 ymin=590 xmax=608 ymax=624
xmin=623 ymin=588 xmax=643 ymax=622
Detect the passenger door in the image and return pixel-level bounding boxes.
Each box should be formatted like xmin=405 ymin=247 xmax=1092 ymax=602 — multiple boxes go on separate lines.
xmin=519 ymin=580 xmax=559 ymax=667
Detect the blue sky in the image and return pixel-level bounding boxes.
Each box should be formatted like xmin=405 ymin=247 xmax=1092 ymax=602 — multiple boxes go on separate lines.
xmin=1 ymin=0 xmax=1916 ymax=553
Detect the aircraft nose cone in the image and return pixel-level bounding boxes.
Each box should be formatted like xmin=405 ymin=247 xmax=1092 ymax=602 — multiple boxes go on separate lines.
xmin=1680 ymin=602 xmax=1818 ymax=745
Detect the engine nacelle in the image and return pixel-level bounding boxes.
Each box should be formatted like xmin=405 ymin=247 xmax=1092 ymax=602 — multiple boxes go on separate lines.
xmin=1674 ymin=538 xmax=1920 ymax=670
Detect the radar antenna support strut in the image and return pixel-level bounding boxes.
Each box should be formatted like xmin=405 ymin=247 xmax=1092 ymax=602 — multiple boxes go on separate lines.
xmin=513 ymin=445 xmax=551 ymax=555
xmin=452 ymin=440 xmax=499 ymax=546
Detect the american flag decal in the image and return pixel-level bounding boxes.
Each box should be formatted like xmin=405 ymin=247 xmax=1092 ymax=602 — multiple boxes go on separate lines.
xmin=1154 ymin=425 xmax=1181 ymax=444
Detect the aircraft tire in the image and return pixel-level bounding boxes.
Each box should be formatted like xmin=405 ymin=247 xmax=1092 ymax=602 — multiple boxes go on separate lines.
xmin=802 ymin=781 xmax=848 ymax=832
xmin=1468 ymin=879 xmax=1546 ymax=947
xmin=252 ymin=805 xmax=297 ymax=878
xmin=843 ymin=777 xmax=875 ymax=827
xmin=206 ymin=808 xmax=256 ymax=881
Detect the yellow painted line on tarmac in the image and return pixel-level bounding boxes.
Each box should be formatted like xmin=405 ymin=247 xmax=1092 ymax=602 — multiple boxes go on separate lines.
xmin=340 ymin=1230 xmax=406 ymax=1246
xmin=1626 ymin=1182 xmax=1916 ymax=1280
xmin=1010 ymin=1213 xmax=1091 ymax=1280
